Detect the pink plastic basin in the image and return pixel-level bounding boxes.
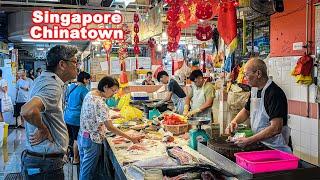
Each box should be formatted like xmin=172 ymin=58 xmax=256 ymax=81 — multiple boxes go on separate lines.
xmin=234 ymin=150 xmax=299 ymax=174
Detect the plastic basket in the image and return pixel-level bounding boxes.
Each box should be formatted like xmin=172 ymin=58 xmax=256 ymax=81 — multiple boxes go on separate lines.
xmin=234 ymin=150 xmax=299 ymax=174
xmin=164 ymin=124 xmax=189 ymax=135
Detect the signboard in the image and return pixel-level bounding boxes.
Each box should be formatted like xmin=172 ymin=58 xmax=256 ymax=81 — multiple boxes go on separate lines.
xmin=138 ymin=7 xmax=163 ymax=41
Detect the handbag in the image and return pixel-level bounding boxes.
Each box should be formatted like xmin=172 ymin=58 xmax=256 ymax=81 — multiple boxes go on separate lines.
xmin=2 ymin=94 xmax=14 ymax=112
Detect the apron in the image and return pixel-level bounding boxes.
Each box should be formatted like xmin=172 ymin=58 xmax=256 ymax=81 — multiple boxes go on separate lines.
xmin=169 ymin=79 xmax=185 ymax=115
xmin=190 ymin=83 xmax=212 ymax=121
xmin=250 ymin=79 xmax=292 ymax=153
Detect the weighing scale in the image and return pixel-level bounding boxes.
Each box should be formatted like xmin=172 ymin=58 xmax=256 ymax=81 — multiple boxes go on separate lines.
xmin=188 ymin=117 xmax=210 ymax=150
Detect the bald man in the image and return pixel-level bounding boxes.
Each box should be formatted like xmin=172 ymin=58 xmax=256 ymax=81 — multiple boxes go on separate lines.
xmin=225 ymin=58 xmax=291 ymax=153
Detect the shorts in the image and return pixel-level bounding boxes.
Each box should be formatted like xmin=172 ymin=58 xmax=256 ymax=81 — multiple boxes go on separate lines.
xmin=66 ymin=124 xmax=80 ymax=146
xmin=14 ymin=102 xmax=26 ymax=117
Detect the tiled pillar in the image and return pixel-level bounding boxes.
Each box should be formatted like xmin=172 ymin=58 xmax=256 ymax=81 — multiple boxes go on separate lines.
xmin=266 ymin=56 xmax=319 ymax=165
xmin=218 ymin=89 xmax=229 ymax=135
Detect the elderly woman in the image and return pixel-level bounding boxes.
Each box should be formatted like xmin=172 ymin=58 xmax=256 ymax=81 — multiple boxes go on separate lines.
xmin=78 ymin=76 xmax=142 ymax=180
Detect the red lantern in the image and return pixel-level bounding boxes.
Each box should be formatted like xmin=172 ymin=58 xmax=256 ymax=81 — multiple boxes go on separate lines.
xmin=134 ymin=34 xmax=139 ymax=44
xmin=134 ymin=24 xmax=139 ymax=33
xmin=168 ymin=32 xmax=181 ymax=43
xmin=120 ymin=71 xmax=128 ymax=84
xmin=134 ymin=13 xmax=139 ymax=23
xmin=195 ymin=25 xmax=213 ymax=41
xmin=165 ymin=0 xmax=183 ymax=6
xmin=196 ymin=1 xmax=213 ymax=20
xmin=167 ymin=42 xmax=179 ymax=52
xmin=177 ymin=4 xmax=191 ymax=28
xmin=134 ymin=45 xmax=140 ymax=55
xmin=167 ymin=24 xmax=181 ymax=37
xmin=167 ymin=5 xmax=181 ymax=22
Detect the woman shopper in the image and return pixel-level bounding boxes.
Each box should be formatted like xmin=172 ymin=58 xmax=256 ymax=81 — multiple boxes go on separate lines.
xmin=64 ymin=71 xmax=91 ymax=164
xmin=78 ymin=76 xmax=143 ymax=180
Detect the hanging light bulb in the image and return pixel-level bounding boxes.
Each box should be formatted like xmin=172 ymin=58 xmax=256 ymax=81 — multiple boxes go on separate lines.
xmin=156 ymin=44 xmax=162 ymax=52
xmin=162 ymin=31 xmax=167 ymax=39
xmin=187 ymin=44 xmax=194 ymax=51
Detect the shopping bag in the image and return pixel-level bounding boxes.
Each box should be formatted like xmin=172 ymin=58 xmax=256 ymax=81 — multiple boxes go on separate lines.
xmin=2 ymin=94 xmax=14 ymax=113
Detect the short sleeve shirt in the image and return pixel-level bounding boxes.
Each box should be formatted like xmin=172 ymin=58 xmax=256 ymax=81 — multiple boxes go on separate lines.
xmin=189 ymin=82 xmax=215 ymax=100
xmin=244 ymin=82 xmax=288 ymax=126
xmin=16 ymin=78 xmax=33 ymax=103
xmin=79 ymin=92 xmax=110 ymax=144
xmin=25 ymin=71 xmax=68 ymax=154
xmin=64 ymin=84 xmax=89 ymax=126
xmin=168 ymin=79 xmax=186 ymax=98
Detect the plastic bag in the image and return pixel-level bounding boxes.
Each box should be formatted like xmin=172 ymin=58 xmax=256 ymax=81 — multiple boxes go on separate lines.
xmin=1 ymin=94 xmax=13 ymax=113
xmin=120 ymin=105 xmax=143 ymax=121
xmin=117 ymin=94 xmax=131 ymax=109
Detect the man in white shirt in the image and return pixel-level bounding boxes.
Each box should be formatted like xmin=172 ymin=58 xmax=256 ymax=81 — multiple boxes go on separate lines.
xmin=0 ymin=69 xmax=8 ymax=122
xmin=15 ymin=69 xmax=33 ymax=128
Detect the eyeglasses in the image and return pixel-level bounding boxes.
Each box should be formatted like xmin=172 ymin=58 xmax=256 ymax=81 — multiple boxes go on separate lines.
xmin=63 ymin=59 xmax=80 ymax=66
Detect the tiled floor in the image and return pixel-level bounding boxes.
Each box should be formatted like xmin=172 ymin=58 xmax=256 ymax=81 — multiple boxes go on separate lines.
xmin=0 ymin=129 xmax=79 ymax=180
xmin=0 ymin=128 xmax=25 ymax=180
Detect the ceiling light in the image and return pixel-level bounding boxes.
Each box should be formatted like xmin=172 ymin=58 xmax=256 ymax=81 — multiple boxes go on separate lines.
xmin=161 ymin=32 xmax=167 ymax=39
xmin=156 ymin=44 xmax=162 ymax=52
xmin=22 ymin=38 xmax=69 ymax=43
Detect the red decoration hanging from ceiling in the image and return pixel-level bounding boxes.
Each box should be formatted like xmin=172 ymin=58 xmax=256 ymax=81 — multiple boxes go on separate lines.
xmin=196 ymin=0 xmax=214 ymax=20
xmin=195 ymin=24 xmax=213 ymax=41
xmin=133 ymin=12 xmax=140 ymax=69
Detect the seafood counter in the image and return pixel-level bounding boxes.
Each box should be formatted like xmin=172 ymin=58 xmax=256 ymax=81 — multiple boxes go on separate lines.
xmin=103 ymin=127 xmax=235 ymax=180
xmin=101 ymin=96 xmax=320 ymax=180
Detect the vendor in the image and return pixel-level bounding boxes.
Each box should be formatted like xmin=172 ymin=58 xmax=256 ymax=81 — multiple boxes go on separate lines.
xmin=225 ymin=58 xmax=291 ymax=153
xmin=142 ymin=71 xmax=155 ymax=85
xmin=156 ymin=71 xmax=186 ymax=114
xmin=183 ymin=70 xmax=215 ymax=120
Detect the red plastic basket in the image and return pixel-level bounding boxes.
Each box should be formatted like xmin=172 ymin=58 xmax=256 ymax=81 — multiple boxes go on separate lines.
xmin=234 ymin=150 xmax=299 ymax=174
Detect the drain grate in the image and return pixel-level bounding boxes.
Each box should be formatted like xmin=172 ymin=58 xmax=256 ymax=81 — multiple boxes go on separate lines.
xmin=4 ymin=173 xmax=22 ymax=180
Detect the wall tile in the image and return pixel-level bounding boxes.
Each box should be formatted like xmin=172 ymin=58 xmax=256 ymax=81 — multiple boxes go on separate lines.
xmin=289 ymin=76 xmax=297 ymax=86
xmin=288 ymin=100 xmax=301 ymax=116
xmin=300 ymin=85 xmax=308 ymax=102
xmin=281 ymin=71 xmax=290 ymax=86
xmin=310 ymin=150 xmax=319 ymax=165
xmin=311 ymin=119 xmax=319 ymax=135
xmin=282 ymin=85 xmax=291 ymax=99
xmin=288 ymin=114 xmax=301 ymax=131
xmin=309 ymin=84 xmax=317 ymax=103
xmin=293 ymin=146 xmax=301 ymax=158
xmin=300 ymin=102 xmax=308 ymax=117
xmin=300 ymin=147 xmax=311 ymax=162
xmin=310 ymin=104 xmax=318 ymax=119
xmin=291 ymin=85 xmax=301 ymax=101
xmin=311 ymin=134 xmax=318 ymax=150
xmin=281 ymin=59 xmax=291 ymax=71
xmin=291 ymin=129 xmax=301 ymax=147
xmin=300 ymin=117 xmax=312 ymax=133
xmin=300 ymin=132 xmax=311 ymax=148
